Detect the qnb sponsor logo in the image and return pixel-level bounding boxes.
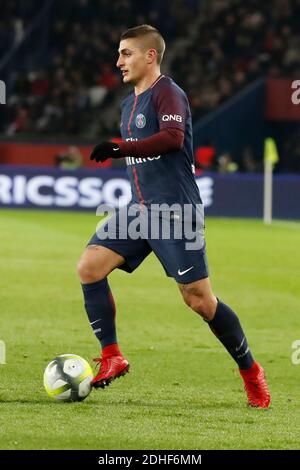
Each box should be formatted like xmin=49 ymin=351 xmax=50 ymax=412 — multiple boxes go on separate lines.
xmin=196 ymin=177 xmax=214 ymax=208
xmin=0 ymin=80 xmax=6 ymax=104
xmin=0 ymin=175 xmax=131 ymax=208
xmin=162 ymin=114 xmax=183 ymax=122
xmin=126 ymin=155 xmax=161 ymax=165
xmin=0 ymin=340 xmax=6 ymax=365
xmin=291 ymin=80 xmax=300 ymax=105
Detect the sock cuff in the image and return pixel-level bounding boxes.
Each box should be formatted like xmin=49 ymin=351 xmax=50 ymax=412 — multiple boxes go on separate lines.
xmin=207 ymin=298 xmax=221 ymax=324
xmin=81 ymin=279 xmax=108 ymax=292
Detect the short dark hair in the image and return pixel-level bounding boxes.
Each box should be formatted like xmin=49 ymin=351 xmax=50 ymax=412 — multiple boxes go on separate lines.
xmin=121 ymin=24 xmax=166 ymax=65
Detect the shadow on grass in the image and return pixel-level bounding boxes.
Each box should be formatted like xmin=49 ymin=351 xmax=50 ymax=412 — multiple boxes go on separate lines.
xmin=0 ymin=397 xmax=237 ymax=411
xmin=0 ymin=397 xmax=100 ymax=406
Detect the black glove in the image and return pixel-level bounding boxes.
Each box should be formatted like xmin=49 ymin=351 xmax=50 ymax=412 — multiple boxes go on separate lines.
xmin=90 ymin=142 xmax=122 ymax=163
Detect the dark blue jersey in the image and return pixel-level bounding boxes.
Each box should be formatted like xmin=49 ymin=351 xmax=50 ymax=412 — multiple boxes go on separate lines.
xmin=120 ymin=75 xmax=202 ymax=207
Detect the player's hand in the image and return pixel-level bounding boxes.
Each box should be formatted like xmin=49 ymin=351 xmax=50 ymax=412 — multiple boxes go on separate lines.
xmin=90 ymin=142 xmax=121 ymax=163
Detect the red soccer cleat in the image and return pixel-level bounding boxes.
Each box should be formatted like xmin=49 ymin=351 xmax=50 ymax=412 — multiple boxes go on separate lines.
xmin=91 ymin=355 xmax=130 ymax=389
xmin=240 ymin=362 xmax=271 ymax=408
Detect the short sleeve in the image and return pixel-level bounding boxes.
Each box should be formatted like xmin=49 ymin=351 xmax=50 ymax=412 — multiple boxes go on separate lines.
xmin=152 ymin=80 xmax=188 ymax=131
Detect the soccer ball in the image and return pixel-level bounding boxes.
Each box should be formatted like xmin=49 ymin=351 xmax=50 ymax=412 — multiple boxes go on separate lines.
xmin=44 ymin=354 xmax=93 ymax=402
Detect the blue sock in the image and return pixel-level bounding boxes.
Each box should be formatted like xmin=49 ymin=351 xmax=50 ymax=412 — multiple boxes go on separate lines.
xmin=208 ymin=300 xmax=254 ymax=370
xmin=81 ymin=279 xmax=117 ymax=348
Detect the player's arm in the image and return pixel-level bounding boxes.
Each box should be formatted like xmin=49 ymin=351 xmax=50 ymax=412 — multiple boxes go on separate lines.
xmin=90 ymin=128 xmax=184 ymax=162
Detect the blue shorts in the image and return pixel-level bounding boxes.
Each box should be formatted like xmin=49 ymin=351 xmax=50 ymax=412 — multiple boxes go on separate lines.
xmin=88 ymin=203 xmax=209 ymax=284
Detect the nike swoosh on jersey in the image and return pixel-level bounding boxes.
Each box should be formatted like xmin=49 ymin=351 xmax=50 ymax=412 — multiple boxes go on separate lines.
xmin=178 ymin=266 xmax=194 ymax=276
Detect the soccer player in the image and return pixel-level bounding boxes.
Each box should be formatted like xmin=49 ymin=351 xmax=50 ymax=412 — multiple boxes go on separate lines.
xmin=78 ymin=25 xmax=270 ymax=408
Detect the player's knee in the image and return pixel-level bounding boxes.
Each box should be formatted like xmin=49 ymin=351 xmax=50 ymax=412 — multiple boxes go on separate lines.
xmin=77 ymin=257 xmax=91 ymax=282
xmin=77 ymin=254 xmax=102 ymax=283
xmin=183 ymin=293 xmax=216 ymax=321
xmin=188 ymin=297 xmax=209 ymax=319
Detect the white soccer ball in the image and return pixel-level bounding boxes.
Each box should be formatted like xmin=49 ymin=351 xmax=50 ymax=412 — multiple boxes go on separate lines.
xmin=44 ymin=354 xmax=93 ymax=402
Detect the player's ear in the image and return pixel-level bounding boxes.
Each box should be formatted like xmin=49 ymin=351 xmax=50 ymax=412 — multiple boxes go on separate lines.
xmin=146 ymin=48 xmax=157 ymax=64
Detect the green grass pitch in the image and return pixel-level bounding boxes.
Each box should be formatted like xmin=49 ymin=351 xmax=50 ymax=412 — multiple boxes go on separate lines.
xmin=0 ymin=209 xmax=299 ymax=450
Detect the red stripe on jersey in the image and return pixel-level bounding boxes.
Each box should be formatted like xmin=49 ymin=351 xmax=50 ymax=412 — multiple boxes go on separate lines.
xmin=127 ymin=95 xmax=138 ymax=136
xmin=127 ymin=94 xmax=144 ymax=205
xmin=132 ymin=166 xmax=144 ymax=205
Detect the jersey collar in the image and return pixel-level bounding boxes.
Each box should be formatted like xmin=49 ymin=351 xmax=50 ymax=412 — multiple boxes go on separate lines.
xmin=134 ymin=74 xmax=165 ymax=97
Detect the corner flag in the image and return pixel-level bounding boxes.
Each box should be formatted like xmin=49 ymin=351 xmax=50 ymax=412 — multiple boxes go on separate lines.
xmin=263 ymin=137 xmax=279 ymax=224
xmin=264 ymin=137 xmax=279 ymax=166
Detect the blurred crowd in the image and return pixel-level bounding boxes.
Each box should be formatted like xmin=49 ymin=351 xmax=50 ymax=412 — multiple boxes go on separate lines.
xmin=0 ymin=0 xmax=41 ymax=58
xmin=171 ymin=0 xmax=300 ymax=120
xmin=1 ymin=0 xmax=300 ymax=172
xmin=2 ymin=0 xmax=198 ymax=137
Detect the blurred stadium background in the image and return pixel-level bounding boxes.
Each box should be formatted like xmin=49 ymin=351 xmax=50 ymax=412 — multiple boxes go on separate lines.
xmin=0 ymin=0 xmax=300 ymax=218
xmin=1 ymin=0 xmax=300 ymax=451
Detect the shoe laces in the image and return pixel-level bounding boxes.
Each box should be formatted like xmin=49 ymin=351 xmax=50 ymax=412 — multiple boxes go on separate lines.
xmin=93 ymin=357 xmax=102 ymax=365
xmin=93 ymin=356 xmax=108 ymax=372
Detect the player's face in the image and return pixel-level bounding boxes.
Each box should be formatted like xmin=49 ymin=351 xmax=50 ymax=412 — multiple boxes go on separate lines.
xmin=116 ymin=39 xmax=150 ymax=84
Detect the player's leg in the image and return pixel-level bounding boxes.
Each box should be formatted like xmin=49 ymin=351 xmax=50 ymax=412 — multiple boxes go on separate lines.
xmin=177 ymin=276 xmax=217 ymax=320
xmin=77 ymin=244 xmax=130 ymax=387
xmin=78 ymin=203 xmax=152 ymax=388
xmin=150 ymin=213 xmax=270 ymax=408
xmin=178 ymin=277 xmax=254 ymax=368
xmin=178 ymin=277 xmax=270 ymax=408
xmin=78 ymin=244 xmax=125 ymax=350
xmin=78 ymin=244 xmax=125 ymax=284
